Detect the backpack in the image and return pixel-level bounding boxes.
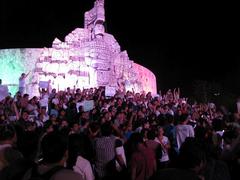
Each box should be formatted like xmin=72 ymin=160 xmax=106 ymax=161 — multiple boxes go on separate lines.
xmin=26 ymin=165 xmax=64 ymax=180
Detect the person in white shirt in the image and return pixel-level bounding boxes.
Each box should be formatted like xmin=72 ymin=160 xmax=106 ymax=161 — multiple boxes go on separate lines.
xmin=115 ymin=138 xmax=127 ymax=172
xmin=19 ymin=72 xmax=30 ymax=95
xmin=73 ymin=156 xmax=95 ymax=180
xmin=39 ymin=88 xmax=49 ymax=112
xmin=155 ymin=126 xmax=170 ymax=168
xmin=176 ymin=114 xmax=195 ymax=151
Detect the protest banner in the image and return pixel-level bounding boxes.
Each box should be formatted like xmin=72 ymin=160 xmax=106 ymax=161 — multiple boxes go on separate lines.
xmin=83 ymin=100 xmax=94 ymax=112
xmin=39 ymin=81 xmax=49 ymax=89
xmin=105 ymin=86 xmax=116 ymax=97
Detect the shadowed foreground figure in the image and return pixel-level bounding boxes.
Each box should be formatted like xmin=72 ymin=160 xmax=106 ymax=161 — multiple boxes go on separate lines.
xmin=151 ymin=137 xmax=205 ymax=180
xmin=127 ymin=133 xmax=157 ymax=180
xmin=22 ymin=132 xmax=83 ymax=180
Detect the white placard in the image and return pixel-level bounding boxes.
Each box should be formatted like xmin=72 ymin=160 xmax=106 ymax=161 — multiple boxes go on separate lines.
xmin=105 ymin=86 xmax=116 ymax=97
xmin=0 ymin=85 xmax=9 ymax=101
xmin=76 ymin=102 xmax=84 ymax=113
xmin=39 ymin=81 xmax=49 ymax=89
xmin=83 ymin=100 xmax=94 ymax=112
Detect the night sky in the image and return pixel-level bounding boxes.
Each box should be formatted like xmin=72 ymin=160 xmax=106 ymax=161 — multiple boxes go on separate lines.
xmin=0 ymin=0 xmax=239 ymax=95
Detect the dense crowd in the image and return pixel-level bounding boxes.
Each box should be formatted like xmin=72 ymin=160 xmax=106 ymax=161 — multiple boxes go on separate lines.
xmin=0 ymin=86 xmax=240 ymax=180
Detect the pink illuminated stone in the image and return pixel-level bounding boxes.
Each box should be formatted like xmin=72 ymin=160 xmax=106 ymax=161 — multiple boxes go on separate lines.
xmin=1 ymin=0 xmax=157 ymax=96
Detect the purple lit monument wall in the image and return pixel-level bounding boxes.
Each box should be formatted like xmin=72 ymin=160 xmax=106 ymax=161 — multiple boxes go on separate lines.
xmin=0 ymin=0 xmax=157 ymax=96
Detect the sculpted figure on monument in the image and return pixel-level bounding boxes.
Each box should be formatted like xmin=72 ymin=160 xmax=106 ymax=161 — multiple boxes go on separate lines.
xmin=84 ymin=0 xmax=105 ymax=39
xmin=94 ymin=23 xmax=105 ymax=39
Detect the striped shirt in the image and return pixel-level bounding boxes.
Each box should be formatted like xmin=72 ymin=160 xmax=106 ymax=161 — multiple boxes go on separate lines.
xmin=94 ymin=135 xmax=116 ymax=178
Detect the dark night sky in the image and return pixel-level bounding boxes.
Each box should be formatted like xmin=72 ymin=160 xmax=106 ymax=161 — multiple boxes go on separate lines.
xmin=0 ymin=0 xmax=240 ymax=95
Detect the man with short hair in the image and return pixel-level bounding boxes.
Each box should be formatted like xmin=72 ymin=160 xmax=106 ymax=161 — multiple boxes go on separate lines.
xmin=176 ymin=114 xmax=195 ymax=151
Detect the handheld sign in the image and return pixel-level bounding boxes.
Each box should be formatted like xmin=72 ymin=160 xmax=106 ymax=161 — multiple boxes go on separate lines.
xmin=83 ymin=100 xmax=94 ymax=112
xmin=39 ymin=81 xmax=49 ymax=89
xmin=105 ymin=86 xmax=116 ymax=97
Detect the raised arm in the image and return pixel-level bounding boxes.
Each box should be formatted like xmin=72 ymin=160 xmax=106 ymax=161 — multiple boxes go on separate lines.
xmin=12 ymin=101 xmax=20 ymax=120
xmin=38 ymin=87 xmax=42 ymax=94
xmin=25 ymin=71 xmax=30 ymax=78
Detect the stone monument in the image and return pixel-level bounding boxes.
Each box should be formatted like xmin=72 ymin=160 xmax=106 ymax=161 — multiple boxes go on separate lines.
xmin=0 ymin=0 xmax=157 ymax=96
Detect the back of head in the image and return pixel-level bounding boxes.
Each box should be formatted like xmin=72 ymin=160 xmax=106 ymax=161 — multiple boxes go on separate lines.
xmin=126 ymin=133 xmax=144 ymax=154
xmin=147 ymin=130 xmax=156 ymax=140
xmin=101 ymin=122 xmax=112 ymax=137
xmin=41 ymin=132 xmax=68 ymax=164
xmin=17 ymin=130 xmax=39 ymax=161
xmin=0 ymin=124 xmax=16 ymax=143
xmin=178 ymin=137 xmax=206 ymax=170
xmin=179 ymin=114 xmax=189 ymax=124
xmin=2 ymin=147 xmax=23 ymax=166
xmin=67 ymin=133 xmax=93 ymax=169
xmin=68 ymin=133 xmax=92 ymax=158
xmin=166 ymin=114 xmax=174 ymax=124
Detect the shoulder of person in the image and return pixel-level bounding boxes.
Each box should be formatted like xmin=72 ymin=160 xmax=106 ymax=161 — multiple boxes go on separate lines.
xmin=115 ymin=138 xmax=123 ymax=147
xmin=51 ymin=169 xmax=84 ymax=180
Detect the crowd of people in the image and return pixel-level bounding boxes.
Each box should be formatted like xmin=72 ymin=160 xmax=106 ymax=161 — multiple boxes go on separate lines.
xmin=0 ymin=84 xmax=240 ymax=180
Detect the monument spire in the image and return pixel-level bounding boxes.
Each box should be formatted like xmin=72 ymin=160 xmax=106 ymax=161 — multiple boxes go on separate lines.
xmin=84 ymin=0 xmax=105 ymax=38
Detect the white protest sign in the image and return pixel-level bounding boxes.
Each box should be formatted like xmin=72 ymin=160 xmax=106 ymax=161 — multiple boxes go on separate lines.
xmin=0 ymin=85 xmax=9 ymax=101
xmin=76 ymin=102 xmax=84 ymax=113
xmin=83 ymin=100 xmax=94 ymax=112
xmin=39 ymin=81 xmax=49 ymax=89
xmin=105 ymin=86 xmax=116 ymax=97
